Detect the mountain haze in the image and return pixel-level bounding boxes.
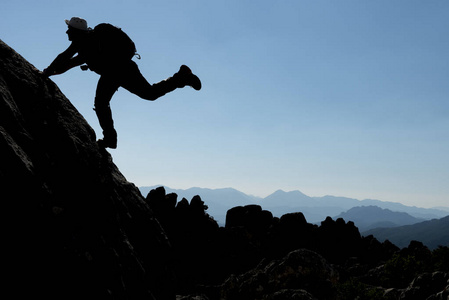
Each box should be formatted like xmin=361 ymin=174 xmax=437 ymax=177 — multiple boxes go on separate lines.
xmin=139 ymin=186 xmax=448 ymax=225
xmin=139 ymin=186 xmax=449 ymax=250
xmin=363 ymin=215 xmax=449 ymax=249
xmin=139 ymin=186 xmax=258 ymax=224
xmin=335 ymin=206 xmax=424 ymax=231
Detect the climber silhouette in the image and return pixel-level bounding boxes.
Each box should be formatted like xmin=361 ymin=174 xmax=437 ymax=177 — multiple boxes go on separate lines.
xmin=43 ymin=17 xmax=201 ymax=149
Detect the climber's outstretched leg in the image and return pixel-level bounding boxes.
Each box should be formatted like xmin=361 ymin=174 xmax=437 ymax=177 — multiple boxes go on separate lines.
xmin=120 ymin=62 xmax=201 ymax=101
xmin=94 ymin=62 xmax=201 ymax=149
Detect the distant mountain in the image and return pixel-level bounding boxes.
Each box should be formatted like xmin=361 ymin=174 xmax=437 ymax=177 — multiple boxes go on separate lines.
xmin=139 ymin=186 xmax=449 ymax=226
xmin=139 ymin=186 xmax=259 ymax=225
xmin=357 ymin=199 xmax=448 ymax=220
xmin=258 ymin=191 xmax=360 ymax=223
xmin=335 ymin=206 xmax=425 ymax=231
xmin=434 ymin=206 xmax=449 ymax=213
xmin=363 ymin=215 xmax=449 ymax=250
xmin=261 ymin=189 xmax=313 ymax=206
xmin=260 ymin=190 xmax=448 ymax=223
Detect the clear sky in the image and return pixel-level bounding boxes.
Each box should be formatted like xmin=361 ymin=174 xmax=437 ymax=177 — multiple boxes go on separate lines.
xmin=2 ymin=0 xmax=448 ymax=208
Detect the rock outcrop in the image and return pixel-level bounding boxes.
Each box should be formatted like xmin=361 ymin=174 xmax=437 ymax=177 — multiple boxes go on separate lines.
xmin=217 ymin=249 xmax=338 ymax=300
xmin=145 ymin=187 xmax=449 ymax=299
xmin=1 ymin=40 xmax=173 ymax=299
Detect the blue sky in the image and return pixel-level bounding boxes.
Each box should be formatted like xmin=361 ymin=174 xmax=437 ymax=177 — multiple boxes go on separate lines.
xmin=2 ymin=1 xmax=448 ymax=208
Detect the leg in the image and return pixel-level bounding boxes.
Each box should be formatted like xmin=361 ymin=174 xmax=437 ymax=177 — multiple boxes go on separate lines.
xmin=119 ymin=62 xmax=201 ymax=101
xmin=95 ymin=75 xmax=119 ymax=149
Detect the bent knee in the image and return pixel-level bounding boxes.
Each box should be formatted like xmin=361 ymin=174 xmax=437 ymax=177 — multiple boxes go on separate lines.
xmin=137 ymin=92 xmax=158 ymax=101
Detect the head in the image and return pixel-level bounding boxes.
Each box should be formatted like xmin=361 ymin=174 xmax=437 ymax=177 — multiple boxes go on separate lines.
xmin=65 ymin=17 xmax=89 ymax=41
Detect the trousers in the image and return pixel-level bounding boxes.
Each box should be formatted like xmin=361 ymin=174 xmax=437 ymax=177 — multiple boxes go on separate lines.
xmin=94 ymin=60 xmax=180 ymax=138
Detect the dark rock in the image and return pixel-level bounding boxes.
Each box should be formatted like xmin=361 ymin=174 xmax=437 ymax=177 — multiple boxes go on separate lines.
xmin=177 ymin=197 xmax=190 ymax=210
xmin=401 ymin=240 xmax=433 ymax=262
xmin=176 ymin=295 xmax=210 ymax=300
xmin=317 ymin=217 xmax=362 ymax=263
xmin=382 ymin=272 xmax=449 ymax=300
xmin=191 ymin=195 xmax=207 ymax=211
xmin=400 ymin=272 xmax=449 ymax=300
xmin=225 ymin=204 xmax=274 ymax=244
xmin=359 ymin=235 xmax=399 ymax=268
xmin=226 ymin=204 xmax=262 ymax=228
xmin=273 ymin=212 xmax=315 ymax=255
xmin=218 ymin=249 xmax=338 ymax=300
xmin=280 ymin=212 xmax=308 ymax=227
xmin=145 ymin=187 xmax=220 ymax=294
xmin=146 ymin=186 xmax=172 ymax=214
xmin=1 ymin=39 xmax=173 ymax=299
xmin=265 ymin=289 xmax=318 ymax=300
xmin=383 ymin=287 xmax=402 ymax=299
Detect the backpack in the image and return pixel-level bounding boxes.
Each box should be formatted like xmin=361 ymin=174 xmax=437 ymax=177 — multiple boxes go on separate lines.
xmin=93 ymin=23 xmax=139 ymax=61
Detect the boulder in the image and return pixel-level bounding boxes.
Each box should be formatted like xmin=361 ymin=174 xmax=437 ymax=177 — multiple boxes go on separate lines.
xmin=218 ymin=249 xmax=338 ymax=300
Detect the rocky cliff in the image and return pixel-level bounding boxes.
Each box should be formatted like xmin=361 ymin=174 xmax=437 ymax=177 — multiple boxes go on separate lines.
xmin=0 ymin=40 xmax=173 ymax=299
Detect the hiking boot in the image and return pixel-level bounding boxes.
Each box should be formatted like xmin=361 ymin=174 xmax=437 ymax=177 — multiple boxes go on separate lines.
xmin=97 ymin=138 xmax=117 ymax=149
xmin=97 ymin=129 xmax=117 ymax=149
xmin=175 ymin=65 xmax=202 ymax=90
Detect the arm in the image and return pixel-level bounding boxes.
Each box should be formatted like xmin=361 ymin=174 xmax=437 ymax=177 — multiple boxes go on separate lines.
xmin=43 ymin=43 xmax=85 ymax=77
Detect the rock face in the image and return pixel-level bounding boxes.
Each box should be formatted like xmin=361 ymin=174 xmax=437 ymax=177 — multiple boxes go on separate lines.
xmin=145 ymin=188 xmax=449 ymax=299
xmin=145 ymin=187 xmax=220 ymax=294
xmin=1 ymin=40 xmax=173 ymax=299
xmin=218 ymin=249 xmax=338 ymax=300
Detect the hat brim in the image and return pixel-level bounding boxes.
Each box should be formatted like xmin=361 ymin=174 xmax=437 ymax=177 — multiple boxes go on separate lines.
xmin=65 ymin=19 xmax=88 ymax=31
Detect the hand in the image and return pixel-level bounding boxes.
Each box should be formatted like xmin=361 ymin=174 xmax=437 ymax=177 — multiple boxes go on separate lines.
xmin=42 ymin=68 xmax=54 ymax=77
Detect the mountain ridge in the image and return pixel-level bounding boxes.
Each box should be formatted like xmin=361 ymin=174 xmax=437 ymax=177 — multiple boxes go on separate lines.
xmin=363 ymin=215 xmax=449 ymax=249
xmin=335 ymin=205 xmax=425 ymax=231
xmin=140 ymin=185 xmax=449 ymax=250
xmin=139 ymin=185 xmax=449 ymax=225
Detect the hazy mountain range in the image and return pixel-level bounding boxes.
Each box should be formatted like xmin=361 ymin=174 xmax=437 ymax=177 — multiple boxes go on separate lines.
xmin=139 ymin=186 xmax=448 ymax=226
xmin=335 ymin=206 xmax=426 ymax=231
xmin=363 ymin=215 xmax=449 ymax=249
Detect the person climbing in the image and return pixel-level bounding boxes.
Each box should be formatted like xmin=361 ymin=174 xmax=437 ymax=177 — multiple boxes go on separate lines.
xmin=43 ymin=17 xmax=201 ymax=149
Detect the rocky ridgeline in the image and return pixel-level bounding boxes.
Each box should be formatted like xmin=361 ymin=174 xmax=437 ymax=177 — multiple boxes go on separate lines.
xmin=1 ymin=40 xmax=447 ymax=299
xmin=146 ymin=186 xmax=449 ymax=300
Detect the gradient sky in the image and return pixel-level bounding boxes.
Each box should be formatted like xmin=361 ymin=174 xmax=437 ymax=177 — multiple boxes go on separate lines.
xmin=2 ymin=0 xmax=448 ymax=208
